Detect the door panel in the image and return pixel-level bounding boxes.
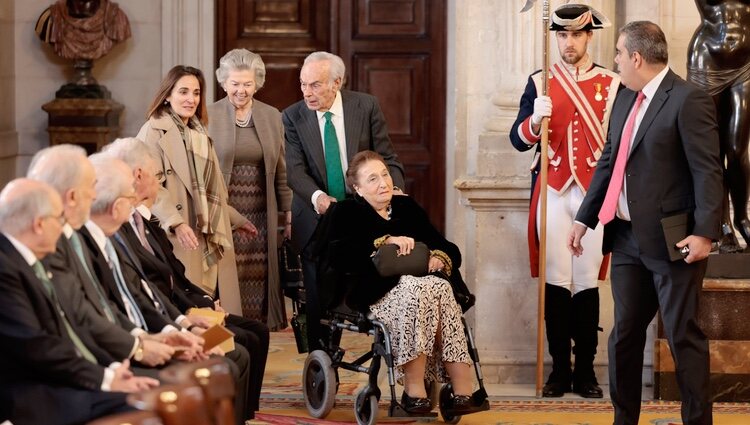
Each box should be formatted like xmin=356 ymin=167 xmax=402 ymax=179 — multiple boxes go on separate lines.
xmin=217 ymin=0 xmax=446 ymax=229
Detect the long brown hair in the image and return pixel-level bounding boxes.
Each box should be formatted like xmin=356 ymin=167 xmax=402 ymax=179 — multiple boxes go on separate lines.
xmin=146 ymin=65 xmax=208 ymax=126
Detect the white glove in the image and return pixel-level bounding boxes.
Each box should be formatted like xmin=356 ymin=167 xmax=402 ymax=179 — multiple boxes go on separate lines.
xmin=531 ymin=96 xmax=552 ymax=125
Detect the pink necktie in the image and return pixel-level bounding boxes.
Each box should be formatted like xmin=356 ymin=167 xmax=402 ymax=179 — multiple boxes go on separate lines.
xmin=598 ymin=91 xmax=646 ymax=225
xmin=133 ymin=211 xmax=155 ymax=255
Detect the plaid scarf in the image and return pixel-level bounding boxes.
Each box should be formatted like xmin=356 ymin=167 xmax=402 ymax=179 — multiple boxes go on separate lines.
xmin=169 ymin=112 xmax=233 ymax=271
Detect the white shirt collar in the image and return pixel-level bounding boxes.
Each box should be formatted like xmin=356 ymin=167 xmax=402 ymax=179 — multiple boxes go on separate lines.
xmin=315 ymin=90 xmax=344 ymax=121
xmin=135 ymin=204 xmax=152 ymax=220
xmin=84 ymin=220 xmax=109 ymax=260
xmin=641 ymin=66 xmax=669 ymax=101
xmin=62 ymin=223 xmax=74 ymax=239
xmin=3 ymin=232 xmax=38 ymax=266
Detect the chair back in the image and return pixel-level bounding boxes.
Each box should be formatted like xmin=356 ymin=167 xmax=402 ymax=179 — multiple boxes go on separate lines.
xmin=159 ymin=358 xmax=236 ymax=425
xmin=87 ymin=410 xmax=163 ymax=425
xmin=127 ymin=383 xmax=213 ymax=425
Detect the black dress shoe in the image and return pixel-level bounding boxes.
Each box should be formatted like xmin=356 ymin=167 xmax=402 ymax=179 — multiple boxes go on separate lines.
xmin=450 ymin=395 xmax=473 ymax=414
xmin=542 ymin=381 xmax=570 ymax=397
xmin=573 ymin=381 xmax=603 ymax=398
xmin=401 ymin=391 xmax=432 ymax=414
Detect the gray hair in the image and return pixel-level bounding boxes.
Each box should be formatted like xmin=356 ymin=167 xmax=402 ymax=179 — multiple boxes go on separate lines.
xmin=304 ymin=51 xmax=346 ymax=84
xmin=88 ymin=154 xmax=133 ymax=215
xmin=27 ymin=144 xmax=88 ymax=195
xmin=0 ymin=178 xmax=57 ymax=234
xmin=101 ymin=137 xmax=157 ymax=170
xmin=215 ymin=49 xmax=266 ymax=90
xmin=619 ymin=21 xmax=668 ymax=65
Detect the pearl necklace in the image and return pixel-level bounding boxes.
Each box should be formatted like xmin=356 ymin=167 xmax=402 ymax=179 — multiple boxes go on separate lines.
xmin=235 ymin=111 xmax=251 ymax=128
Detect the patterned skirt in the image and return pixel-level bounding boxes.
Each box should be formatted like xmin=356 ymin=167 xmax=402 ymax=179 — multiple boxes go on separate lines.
xmin=227 ymin=164 xmax=268 ymax=322
xmin=369 ymin=274 xmax=471 ymax=384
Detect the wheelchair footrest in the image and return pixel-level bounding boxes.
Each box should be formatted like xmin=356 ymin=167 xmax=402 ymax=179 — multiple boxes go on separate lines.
xmin=388 ymin=402 xmax=439 ymax=419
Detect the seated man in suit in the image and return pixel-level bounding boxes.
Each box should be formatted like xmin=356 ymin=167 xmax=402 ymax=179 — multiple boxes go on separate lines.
xmin=28 ymin=144 xmax=175 ymax=370
xmin=0 ymin=178 xmax=158 ymax=425
xmin=102 ymin=137 xmax=269 ymax=418
xmin=81 ymin=154 xmax=254 ymax=424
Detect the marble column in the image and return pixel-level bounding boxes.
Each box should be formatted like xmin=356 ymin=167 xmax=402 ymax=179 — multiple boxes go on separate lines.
xmin=450 ymin=0 xmax=617 ymax=384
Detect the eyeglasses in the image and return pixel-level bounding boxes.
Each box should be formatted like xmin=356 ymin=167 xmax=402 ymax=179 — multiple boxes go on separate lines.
xmin=42 ymin=212 xmax=66 ymax=226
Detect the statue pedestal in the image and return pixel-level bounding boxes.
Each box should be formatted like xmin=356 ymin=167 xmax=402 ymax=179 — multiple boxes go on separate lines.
xmin=654 ymin=279 xmax=750 ymax=402
xmin=41 ymin=97 xmax=123 ymax=154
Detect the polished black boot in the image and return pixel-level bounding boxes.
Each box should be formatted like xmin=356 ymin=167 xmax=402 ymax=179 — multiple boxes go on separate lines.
xmin=572 ymin=288 xmax=603 ymax=398
xmin=543 ymin=284 xmax=572 ymax=397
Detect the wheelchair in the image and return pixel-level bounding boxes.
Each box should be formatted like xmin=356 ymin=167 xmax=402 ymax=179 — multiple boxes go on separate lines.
xmin=286 ymin=276 xmax=490 ymax=425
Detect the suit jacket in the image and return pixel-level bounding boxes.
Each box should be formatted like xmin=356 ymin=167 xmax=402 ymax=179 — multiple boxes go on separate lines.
xmin=78 ymin=226 xmax=175 ymax=332
xmin=137 ymin=114 xmax=242 ymax=315
xmin=0 ymin=233 xmax=107 ymax=392
xmin=43 ymin=234 xmax=136 ymax=359
xmin=282 ymin=89 xmax=406 ymax=253
xmin=576 ymin=70 xmax=722 ymax=260
xmin=208 ymin=96 xmax=293 ymax=329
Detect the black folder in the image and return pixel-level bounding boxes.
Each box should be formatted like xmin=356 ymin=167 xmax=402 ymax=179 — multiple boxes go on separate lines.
xmin=661 ymin=213 xmax=690 ymax=262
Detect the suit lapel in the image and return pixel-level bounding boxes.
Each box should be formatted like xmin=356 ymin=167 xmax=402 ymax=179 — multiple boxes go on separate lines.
xmin=299 ymin=107 xmax=327 ymax=180
xmin=630 ymin=71 xmax=674 ymax=155
xmin=61 ymin=236 xmax=108 ymax=318
xmin=342 ymin=91 xmax=364 ymax=162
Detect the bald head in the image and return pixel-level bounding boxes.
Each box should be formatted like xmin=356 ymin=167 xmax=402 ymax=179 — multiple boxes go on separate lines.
xmin=0 ymin=178 xmax=64 ymax=258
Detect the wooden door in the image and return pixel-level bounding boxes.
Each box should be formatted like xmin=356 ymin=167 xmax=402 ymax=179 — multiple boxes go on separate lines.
xmin=216 ymin=0 xmax=446 ymax=229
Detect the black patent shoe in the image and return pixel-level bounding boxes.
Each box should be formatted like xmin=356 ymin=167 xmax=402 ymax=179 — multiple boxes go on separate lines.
xmin=450 ymin=395 xmax=473 ymax=414
xmin=573 ymin=381 xmax=603 ymax=398
xmin=401 ymin=391 xmax=432 ymax=414
xmin=542 ymin=381 xmax=570 ymax=397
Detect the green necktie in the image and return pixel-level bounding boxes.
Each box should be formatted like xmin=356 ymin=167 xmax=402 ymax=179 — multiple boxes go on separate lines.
xmin=32 ymin=261 xmax=97 ymax=364
xmin=69 ymin=232 xmax=117 ymax=324
xmin=323 ymin=111 xmax=346 ymax=201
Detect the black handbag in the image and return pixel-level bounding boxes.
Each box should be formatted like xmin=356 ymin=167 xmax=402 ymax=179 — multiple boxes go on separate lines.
xmin=371 ymin=242 xmax=430 ymax=277
xmin=279 ymin=238 xmax=303 ymax=290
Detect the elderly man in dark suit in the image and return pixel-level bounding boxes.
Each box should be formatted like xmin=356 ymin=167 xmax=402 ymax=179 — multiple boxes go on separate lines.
xmin=568 ymin=21 xmax=722 ymax=425
xmin=283 ymin=51 xmax=404 ymax=351
xmin=0 ymin=178 xmax=158 ymax=425
xmin=28 ymin=144 xmax=175 ymax=370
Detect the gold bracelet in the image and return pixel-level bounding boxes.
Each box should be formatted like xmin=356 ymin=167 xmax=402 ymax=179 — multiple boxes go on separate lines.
xmin=430 ymin=249 xmax=453 ymax=276
xmin=373 ymin=234 xmax=390 ymax=249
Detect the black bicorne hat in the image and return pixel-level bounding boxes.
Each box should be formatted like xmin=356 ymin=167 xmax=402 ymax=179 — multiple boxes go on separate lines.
xmin=550 ymin=3 xmax=611 ymax=31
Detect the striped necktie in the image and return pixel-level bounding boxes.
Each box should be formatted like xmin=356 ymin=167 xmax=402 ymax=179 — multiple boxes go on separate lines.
xmin=32 ymin=261 xmax=97 ymax=363
xmin=69 ymin=232 xmax=116 ymax=323
xmin=104 ymin=238 xmax=149 ymax=330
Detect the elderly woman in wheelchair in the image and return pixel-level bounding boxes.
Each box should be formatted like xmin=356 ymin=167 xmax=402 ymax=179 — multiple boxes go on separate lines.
xmin=311 ymin=150 xmax=485 ymax=420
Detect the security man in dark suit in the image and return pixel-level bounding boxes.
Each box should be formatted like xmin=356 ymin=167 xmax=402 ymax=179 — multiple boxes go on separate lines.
xmin=568 ymin=21 xmax=722 ymax=425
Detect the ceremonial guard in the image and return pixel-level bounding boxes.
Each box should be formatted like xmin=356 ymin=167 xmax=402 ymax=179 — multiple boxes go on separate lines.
xmin=509 ymin=4 xmax=620 ymax=398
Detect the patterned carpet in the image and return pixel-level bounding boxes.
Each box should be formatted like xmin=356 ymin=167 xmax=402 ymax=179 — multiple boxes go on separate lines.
xmin=252 ymin=329 xmax=750 ymax=424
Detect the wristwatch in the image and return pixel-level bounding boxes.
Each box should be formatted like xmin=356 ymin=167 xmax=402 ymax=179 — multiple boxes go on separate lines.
xmin=134 ymin=339 xmax=144 ymax=362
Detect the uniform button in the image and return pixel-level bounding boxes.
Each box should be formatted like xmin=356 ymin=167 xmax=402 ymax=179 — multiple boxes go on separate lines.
xmin=574 ymin=112 xmax=579 ymax=116
xmin=573 ymin=147 xmax=579 ymax=151
xmin=573 ymin=165 xmax=578 ymax=170
xmin=574 ymin=138 xmax=579 ymax=142
xmin=573 ymin=156 xmax=577 ymax=160
xmin=166 ymin=169 xmax=173 ymax=175
xmin=574 ymin=120 xmax=579 ymax=125
xmin=574 ymin=129 xmax=579 ymax=133
xmin=176 ymin=204 xmax=183 ymax=211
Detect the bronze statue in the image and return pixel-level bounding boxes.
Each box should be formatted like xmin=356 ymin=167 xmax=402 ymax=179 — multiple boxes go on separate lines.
xmin=687 ymin=0 xmax=750 ymax=252
xmin=35 ymin=0 xmax=130 ymax=95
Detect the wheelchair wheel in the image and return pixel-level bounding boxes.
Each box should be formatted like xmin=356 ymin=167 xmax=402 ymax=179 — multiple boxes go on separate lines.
xmin=354 ymin=389 xmax=378 ymax=425
xmin=303 ymin=350 xmax=336 ymax=418
xmin=439 ymin=383 xmax=462 ymax=424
